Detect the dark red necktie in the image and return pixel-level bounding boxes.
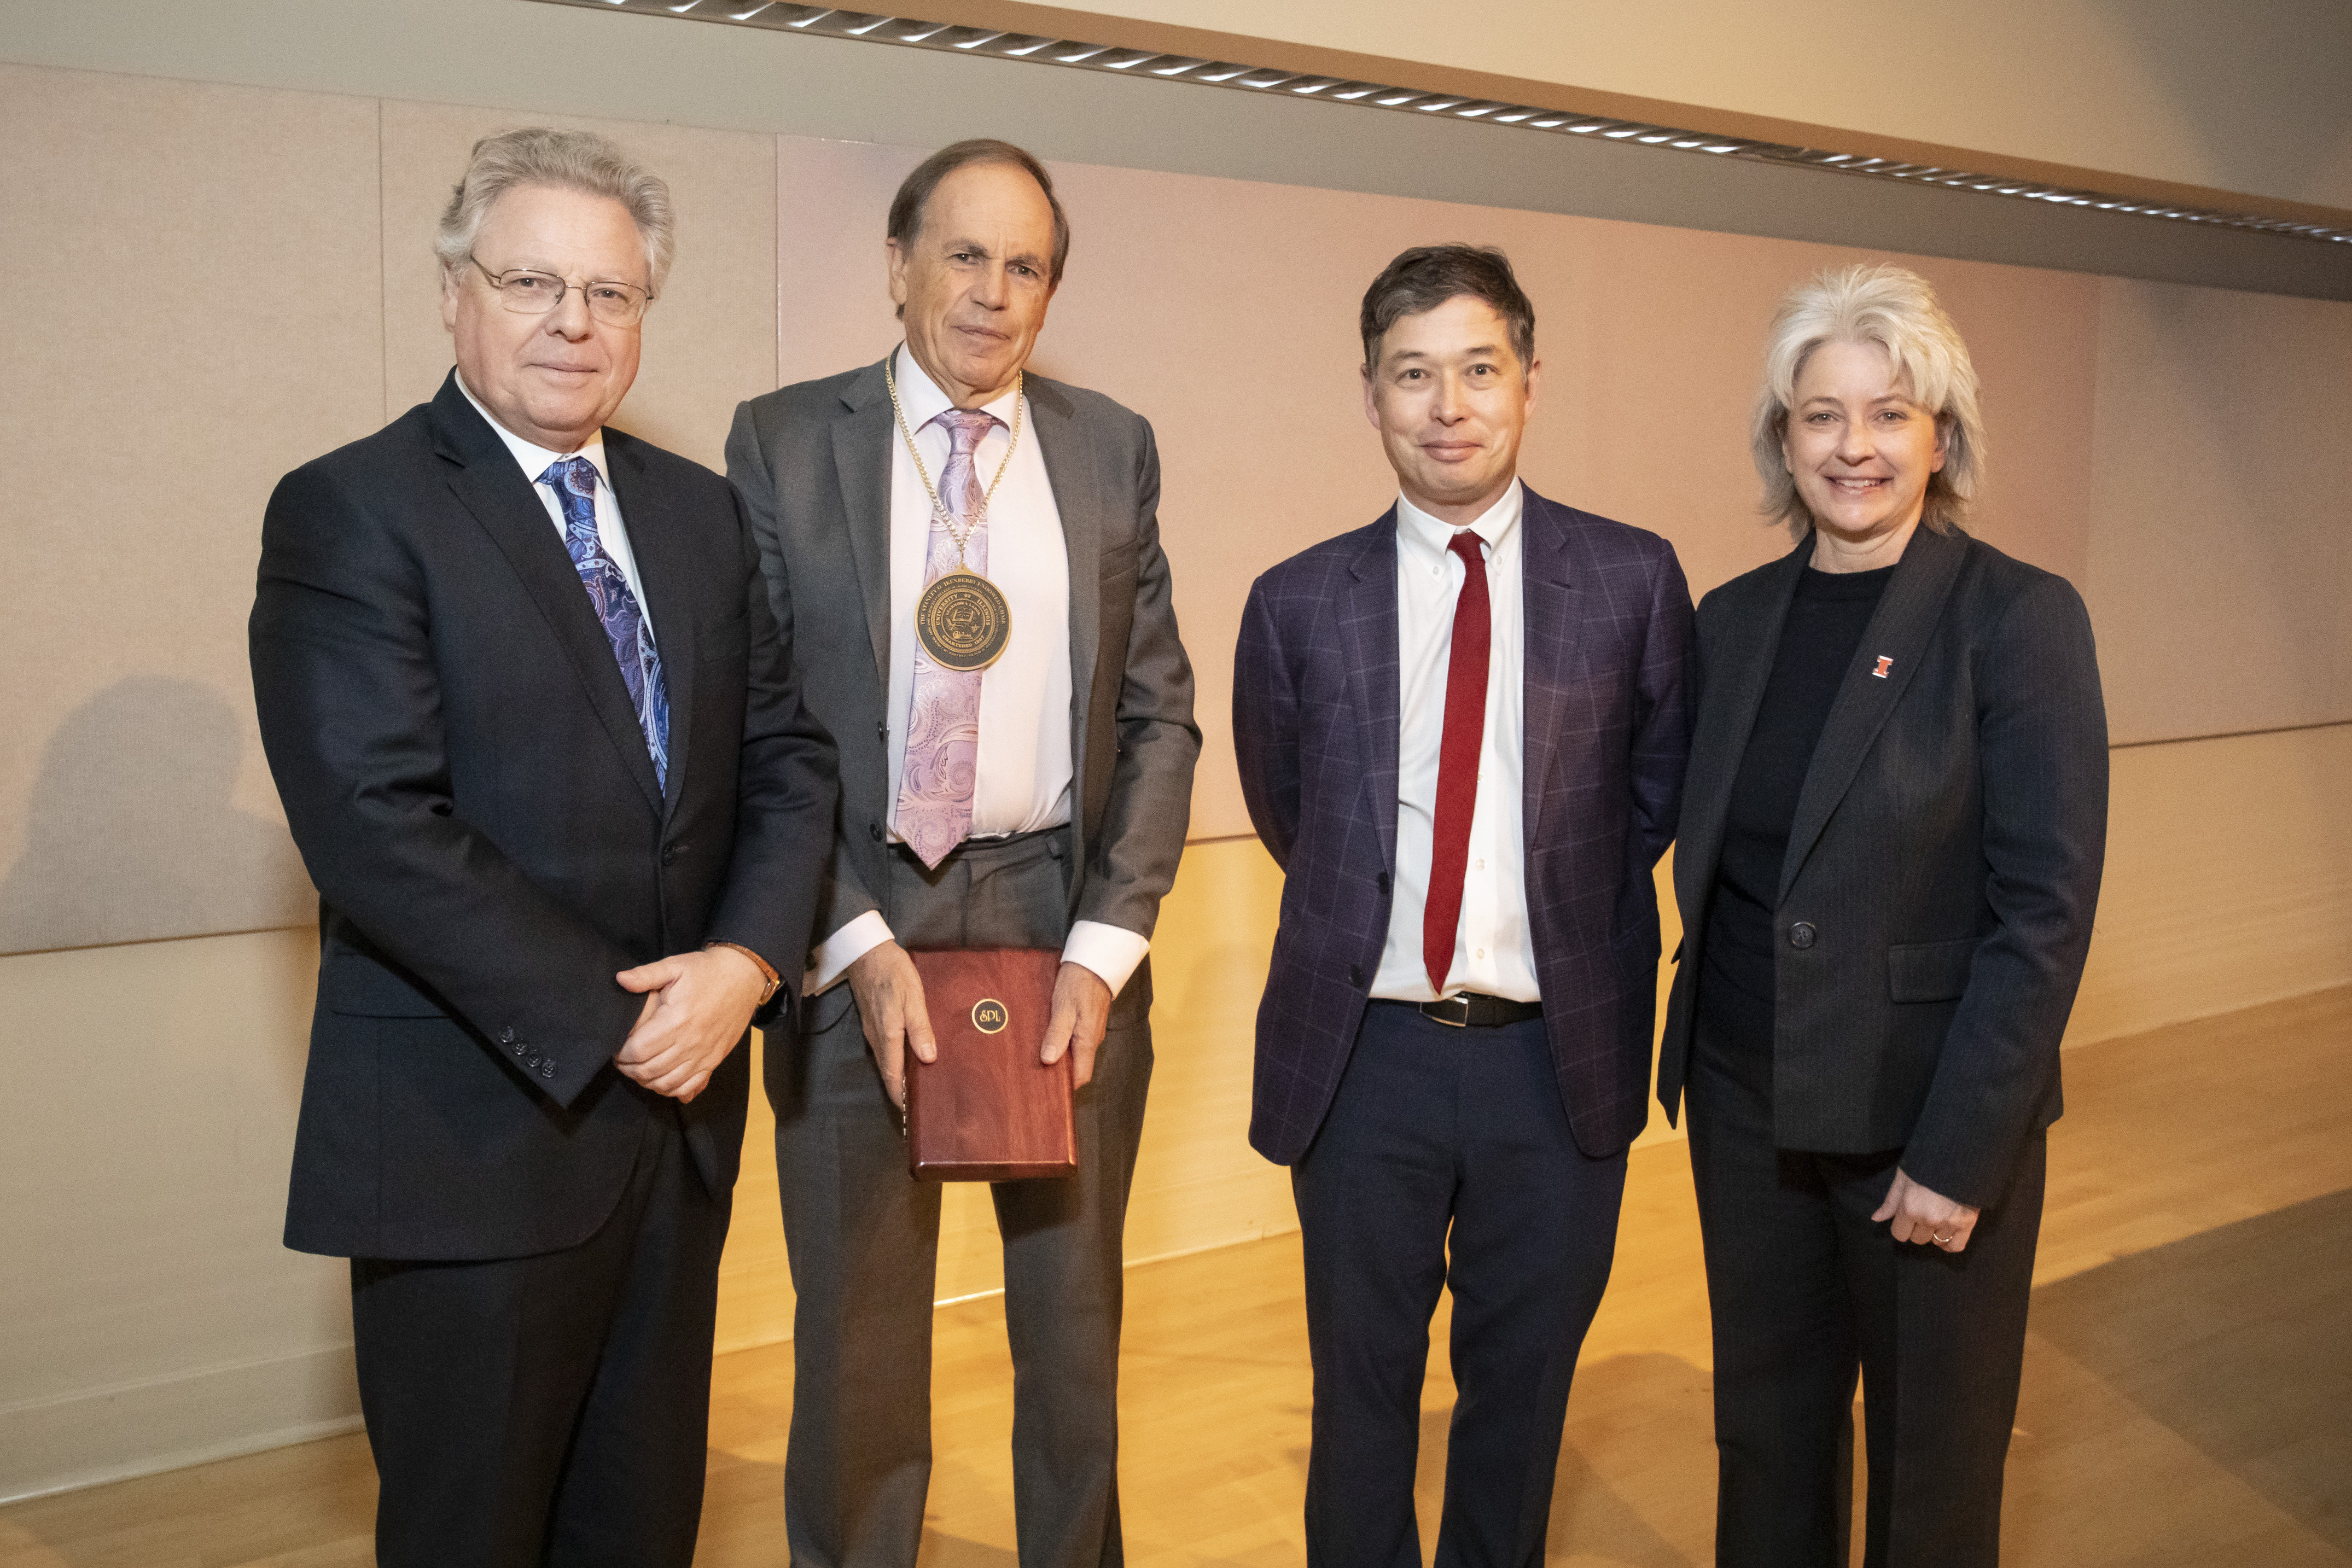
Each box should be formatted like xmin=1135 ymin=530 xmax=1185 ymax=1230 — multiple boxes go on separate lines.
xmin=1424 ymin=530 xmax=1492 ymax=996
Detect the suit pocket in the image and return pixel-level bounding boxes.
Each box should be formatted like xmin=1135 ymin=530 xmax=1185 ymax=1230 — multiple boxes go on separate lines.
xmin=321 ymin=947 xmax=451 ymax=1018
xmin=697 ymin=626 xmax=748 ymax=667
xmin=1887 ymin=938 xmax=1978 ymax=1004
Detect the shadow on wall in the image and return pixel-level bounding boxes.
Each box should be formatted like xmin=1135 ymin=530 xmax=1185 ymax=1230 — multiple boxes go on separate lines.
xmin=0 ymin=677 xmax=312 ymax=955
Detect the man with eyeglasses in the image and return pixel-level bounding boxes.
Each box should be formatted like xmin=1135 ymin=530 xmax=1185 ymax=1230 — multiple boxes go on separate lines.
xmin=249 ymin=127 xmax=836 ymax=1567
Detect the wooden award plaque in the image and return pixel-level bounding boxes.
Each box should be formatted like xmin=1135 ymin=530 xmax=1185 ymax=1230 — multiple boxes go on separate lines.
xmin=905 ymin=947 xmax=1075 ymax=1181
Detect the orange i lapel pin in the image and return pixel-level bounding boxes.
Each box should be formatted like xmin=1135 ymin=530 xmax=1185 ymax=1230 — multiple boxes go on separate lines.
xmin=1872 ymin=656 xmax=1894 ymax=679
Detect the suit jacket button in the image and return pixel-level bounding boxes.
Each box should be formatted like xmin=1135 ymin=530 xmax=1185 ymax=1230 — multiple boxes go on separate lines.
xmin=1789 ymin=921 xmax=1818 ymax=950
xmin=869 ymin=821 xmax=884 ymax=843
xmin=513 ymin=1042 xmax=527 ymax=1057
xmin=1348 ymin=965 xmax=1365 ymax=987
xmin=538 ymin=1060 xmax=556 ymax=1079
xmin=662 ymin=841 xmax=686 ymax=864
xmin=497 ymin=1027 xmax=516 ymax=1045
xmin=1376 ymin=872 xmax=1390 ymax=896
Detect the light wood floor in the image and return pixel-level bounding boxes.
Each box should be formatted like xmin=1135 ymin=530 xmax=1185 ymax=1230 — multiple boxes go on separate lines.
xmin=7 ymin=986 xmax=2348 ymax=1567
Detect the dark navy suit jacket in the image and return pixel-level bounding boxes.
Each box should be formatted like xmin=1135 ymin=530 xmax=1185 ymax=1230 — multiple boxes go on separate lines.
xmin=251 ymin=371 xmax=838 ymax=1261
xmin=1233 ymin=487 xmax=1695 ymax=1165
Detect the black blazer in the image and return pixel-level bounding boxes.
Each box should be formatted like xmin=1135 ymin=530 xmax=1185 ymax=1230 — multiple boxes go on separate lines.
xmin=1657 ymin=526 xmax=2106 ymax=1209
xmin=251 ymin=371 xmax=837 ymax=1261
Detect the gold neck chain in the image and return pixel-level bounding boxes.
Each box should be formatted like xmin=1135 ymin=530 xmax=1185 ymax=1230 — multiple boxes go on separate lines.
xmin=885 ymin=349 xmax=1024 ymax=565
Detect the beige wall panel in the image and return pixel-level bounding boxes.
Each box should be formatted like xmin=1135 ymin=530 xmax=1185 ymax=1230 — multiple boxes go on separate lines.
xmin=2068 ymin=724 xmax=2352 ymax=1047
xmin=379 ymin=100 xmax=776 ymax=472
xmin=0 ymin=929 xmax=354 ymax=1502
xmin=775 ymin=137 xmax=925 ymax=387
xmin=773 ymin=138 xmax=2099 ymax=840
xmin=0 ymin=65 xmax=380 ymax=954
xmin=2085 ymin=279 xmax=2352 ymax=745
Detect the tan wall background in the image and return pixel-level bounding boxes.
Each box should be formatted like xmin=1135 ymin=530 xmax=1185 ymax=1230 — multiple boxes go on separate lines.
xmin=1 ymin=48 xmax=2348 ymax=1501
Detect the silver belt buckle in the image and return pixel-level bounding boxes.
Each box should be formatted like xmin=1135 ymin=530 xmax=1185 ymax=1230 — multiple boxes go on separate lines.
xmin=1424 ymin=995 xmax=1470 ymax=1028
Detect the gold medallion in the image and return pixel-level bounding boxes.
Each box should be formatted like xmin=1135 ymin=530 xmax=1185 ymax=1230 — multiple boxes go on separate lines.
xmin=917 ymin=567 xmax=1012 ymax=672
xmin=971 ymin=998 xmax=1010 ymax=1034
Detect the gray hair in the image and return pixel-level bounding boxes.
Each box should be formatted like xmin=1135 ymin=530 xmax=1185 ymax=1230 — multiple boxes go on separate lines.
xmin=1751 ymin=263 xmax=1985 ymax=535
xmin=434 ymin=127 xmax=676 ymax=295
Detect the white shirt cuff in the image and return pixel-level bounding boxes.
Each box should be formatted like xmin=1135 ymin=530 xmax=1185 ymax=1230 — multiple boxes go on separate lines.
xmin=804 ymin=910 xmax=893 ymax=998
xmin=1062 ymin=920 xmax=1151 ymax=999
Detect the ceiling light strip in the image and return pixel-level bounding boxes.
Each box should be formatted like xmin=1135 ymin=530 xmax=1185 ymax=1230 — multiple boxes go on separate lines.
xmin=535 ymin=0 xmax=2352 ymax=246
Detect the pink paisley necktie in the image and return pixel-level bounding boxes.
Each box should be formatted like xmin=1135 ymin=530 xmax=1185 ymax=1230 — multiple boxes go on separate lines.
xmin=894 ymin=406 xmax=1002 ymax=868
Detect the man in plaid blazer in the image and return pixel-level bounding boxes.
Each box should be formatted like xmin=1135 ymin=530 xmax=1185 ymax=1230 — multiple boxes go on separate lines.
xmin=1232 ymin=245 xmax=1693 ymax=1566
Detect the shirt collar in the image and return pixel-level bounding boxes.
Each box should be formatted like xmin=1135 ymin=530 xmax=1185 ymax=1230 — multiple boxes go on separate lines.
xmin=1395 ymin=477 xmax=1523 ymax=570
xmin=892 ymin=342 xmax=1023 ymax=435
xmin=456 ymin=371 xmax=609 ymax=493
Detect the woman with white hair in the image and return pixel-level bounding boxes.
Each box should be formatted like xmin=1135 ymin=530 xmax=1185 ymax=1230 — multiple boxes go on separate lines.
xmin=1655 ymin=264 xmax=2110 ymax=1564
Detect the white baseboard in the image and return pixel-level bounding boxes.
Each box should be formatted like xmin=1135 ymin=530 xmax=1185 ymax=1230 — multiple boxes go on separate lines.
xmin=0 ymin=1344 xmax=363 ymax=1505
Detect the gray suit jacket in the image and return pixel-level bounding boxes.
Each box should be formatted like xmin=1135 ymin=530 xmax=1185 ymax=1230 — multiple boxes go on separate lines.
xmin=1656 ymin=526 xmax=2108 ymax=1208
xmin=726 ymin=358 xmax=1200 ymax=1034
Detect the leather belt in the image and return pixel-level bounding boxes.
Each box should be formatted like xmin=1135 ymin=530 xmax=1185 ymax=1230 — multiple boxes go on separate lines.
xmin=1416 ymin=992 xmax=1544 ymax=1029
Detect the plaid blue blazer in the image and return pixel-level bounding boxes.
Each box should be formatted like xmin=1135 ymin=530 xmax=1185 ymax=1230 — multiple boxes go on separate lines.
xmin=1233 ymin=487 xmax=1694 ymax=1165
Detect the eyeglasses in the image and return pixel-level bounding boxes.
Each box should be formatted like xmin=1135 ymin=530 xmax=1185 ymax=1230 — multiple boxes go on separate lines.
xmin=468 ymin=256 xmax=653 ymax=326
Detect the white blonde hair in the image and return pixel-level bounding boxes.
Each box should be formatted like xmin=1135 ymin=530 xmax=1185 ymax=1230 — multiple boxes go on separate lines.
xmin=1751 ymin=263 xmax=1985 ymax=535
xmin=434 ymin=127 xmax=676 ymax=294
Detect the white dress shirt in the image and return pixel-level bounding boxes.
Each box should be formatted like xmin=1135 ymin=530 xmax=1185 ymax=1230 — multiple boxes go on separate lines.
xmin=1370 ymin=479 xmax=1541 ymax=1004
xmin=456 ymin=374 xmax=654 ymax=639
xmin=806 ymin=346 xmax=1151 ymax=999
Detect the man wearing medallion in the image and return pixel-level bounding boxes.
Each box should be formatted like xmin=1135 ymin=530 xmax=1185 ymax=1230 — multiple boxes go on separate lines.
xmin=725 ymin=139 xmax=1200 ymax=1568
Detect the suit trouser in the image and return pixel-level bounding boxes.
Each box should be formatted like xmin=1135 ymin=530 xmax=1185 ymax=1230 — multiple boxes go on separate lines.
xmin=772 ymin=831 xmax=1154 ymax=1568
xmin=1685 ymin=979 xmax=2045 ymax=1568
xmin=350 ymin=1103 xmax=732 ymax=1568
xmin=1291 ymin=1000 xmax=1628 ymax=1568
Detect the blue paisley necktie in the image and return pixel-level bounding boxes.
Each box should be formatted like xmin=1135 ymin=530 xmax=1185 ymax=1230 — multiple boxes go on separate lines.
xmin=541 ymin=457 xmax=669 ymax=789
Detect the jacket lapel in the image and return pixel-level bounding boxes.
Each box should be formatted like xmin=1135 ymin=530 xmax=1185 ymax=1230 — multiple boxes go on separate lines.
xmin=1678 ymin=539 xmax=1807 ymax=905
xmin=1027 ymin=377 xmax=1102 ymax=849
xmin=1517 ymin=490 xmax=1588 ymax=849
xmin=1778 ymin=526 xmax=1968 ymax=900
xmin=830 ymin=360 xmax=896 ymax=684
xmin=1341 ymin=511 xmax=1404 ymax=871
xmin=604 ymin=429 xmax=695 ymax=817
xmin=428 ymin=375 xmax=664 ymax=816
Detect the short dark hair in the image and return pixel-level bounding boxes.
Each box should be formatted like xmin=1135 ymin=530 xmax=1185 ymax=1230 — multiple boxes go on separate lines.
xmin=887 ymin=138 xmax=1070 ymax=294
xmin=1359 ymin=244 xmax=1535 ymax=371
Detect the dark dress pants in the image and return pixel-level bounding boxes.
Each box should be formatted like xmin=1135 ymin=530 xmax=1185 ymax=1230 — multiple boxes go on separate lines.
xmin=350 ymin=1101 xmax=732 ymax=1568
xmin=1686 ymin=980 xmax=2045 ymax=1568
xmin=771 ymin=831 xmax=1152 ymax=1568
xmin=1291 ymin=1000 xmax=1628 ymax=1568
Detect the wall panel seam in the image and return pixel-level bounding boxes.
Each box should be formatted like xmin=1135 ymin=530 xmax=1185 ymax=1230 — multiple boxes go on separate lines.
xmin=376 ymin=96 xmax=389 ymax=429
xmin=2111 ymin=718 xmax=2352 ymax=751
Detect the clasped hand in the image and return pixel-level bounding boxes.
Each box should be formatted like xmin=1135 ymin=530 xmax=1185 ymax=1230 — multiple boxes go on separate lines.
xmin=1873 ymin=1167 xmax=1981 ymax=1252
xmin=847 ymin=940 xmax=1111 ymax=1110
xmin=613 ymin=946 xmax=769 ymax=1103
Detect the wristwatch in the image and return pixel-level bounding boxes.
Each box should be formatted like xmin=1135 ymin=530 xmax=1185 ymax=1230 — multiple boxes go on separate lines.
xmin=705 ymin=940 xmax=782 ymax=1007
